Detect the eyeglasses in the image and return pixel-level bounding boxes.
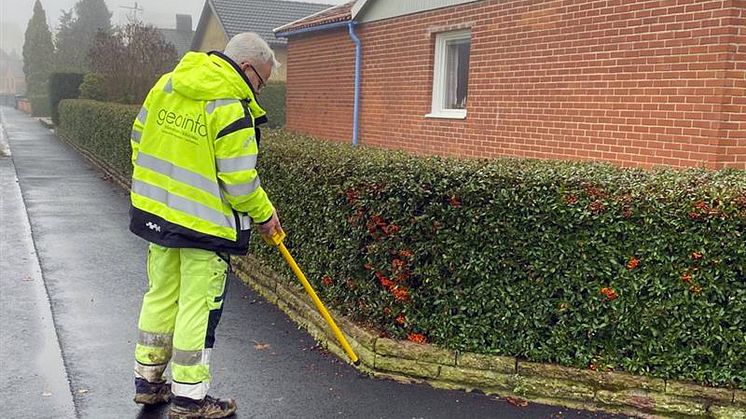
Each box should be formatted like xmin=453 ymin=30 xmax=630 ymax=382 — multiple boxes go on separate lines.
xmin=247 ymin=64 xmax=266 ymax=92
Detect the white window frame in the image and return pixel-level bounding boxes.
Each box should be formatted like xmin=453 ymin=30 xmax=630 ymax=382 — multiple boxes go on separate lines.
xmin=427 ymin=29 xmax=471 ymax=120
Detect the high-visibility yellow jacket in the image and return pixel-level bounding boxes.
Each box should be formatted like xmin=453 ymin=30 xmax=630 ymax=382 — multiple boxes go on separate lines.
xmin=129 ymin=51 xmax=273 ymax=254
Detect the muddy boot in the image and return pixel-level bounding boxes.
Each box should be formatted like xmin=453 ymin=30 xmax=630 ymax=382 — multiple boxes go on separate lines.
xmin=168 ymin=395 xmax=237 ymax=418
xmin=133 ymin=377 xmax=172 ymax=405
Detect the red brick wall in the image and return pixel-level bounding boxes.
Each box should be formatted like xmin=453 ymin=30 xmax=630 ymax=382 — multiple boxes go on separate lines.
xmin=718 ymin=1 xmax=746 ymax=168
xmin=286 ymin=0 xmax=746 ymax=169
xmin=285 ymin=27 xmax=355 ymax=143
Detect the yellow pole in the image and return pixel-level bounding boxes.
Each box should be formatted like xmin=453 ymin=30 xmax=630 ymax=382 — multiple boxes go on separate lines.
xmin=265 ymin=231 xmax=359 ymax=365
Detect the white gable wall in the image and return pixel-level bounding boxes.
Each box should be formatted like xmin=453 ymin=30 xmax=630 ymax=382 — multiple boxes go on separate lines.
xmin=353 ymin=0 xmax=482 ymax=23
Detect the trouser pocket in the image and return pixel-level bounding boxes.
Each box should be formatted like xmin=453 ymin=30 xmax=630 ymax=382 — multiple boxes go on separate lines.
xmin=205 ymin=254 xmax=228 ymax=349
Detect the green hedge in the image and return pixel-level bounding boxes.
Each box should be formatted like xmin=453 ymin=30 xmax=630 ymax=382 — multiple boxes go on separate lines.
xmin=58 ymin=99 xmax=746 ymax=389
xmin=257 ymin=82 xmax=285 ymax=128
xmin=78 ymin=73 xmax=108 ymax=102
xmin=49 ymin=73 xmax=84 ymax=125
xmin=28 ymin=94 xmax=51 ymax=117
xmin=255 ymin=135 xmax=745 ymax=389
xmin=57 ymin=99 xmax=138 ymax=178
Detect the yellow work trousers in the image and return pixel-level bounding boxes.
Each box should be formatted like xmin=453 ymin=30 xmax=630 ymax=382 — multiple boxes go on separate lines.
xmin=134 ymin=243 xmax=228 ymax=400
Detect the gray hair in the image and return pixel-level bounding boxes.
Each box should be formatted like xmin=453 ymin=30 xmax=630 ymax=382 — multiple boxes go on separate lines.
xmin=223 ymin=32 xmax=280 ymax=76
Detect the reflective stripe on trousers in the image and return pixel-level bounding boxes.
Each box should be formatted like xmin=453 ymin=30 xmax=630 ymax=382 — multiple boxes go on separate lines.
xmin=172 ymin=381 xmax=210 ymax=400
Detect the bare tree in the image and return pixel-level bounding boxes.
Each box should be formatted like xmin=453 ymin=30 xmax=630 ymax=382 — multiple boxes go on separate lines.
xmin=88 ymin=23 xmax=177 ymax=104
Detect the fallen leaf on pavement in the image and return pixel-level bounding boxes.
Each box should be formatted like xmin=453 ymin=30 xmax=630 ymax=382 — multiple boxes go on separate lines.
xmin=252 ymin=340 xmax=270 ymax=350
xmin=505 ymin=396 xmax=528 ymax=407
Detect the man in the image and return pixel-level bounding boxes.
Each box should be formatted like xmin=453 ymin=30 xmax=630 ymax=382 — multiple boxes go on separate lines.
xmin=129 ymin=32 xmax=283 ymax=418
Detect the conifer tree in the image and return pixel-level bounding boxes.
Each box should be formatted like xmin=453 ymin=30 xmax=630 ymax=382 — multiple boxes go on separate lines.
xmin=22 ymin=0 xmax=55 ymax=96
xmin=54 ymin=0 xmax=112 ymax=72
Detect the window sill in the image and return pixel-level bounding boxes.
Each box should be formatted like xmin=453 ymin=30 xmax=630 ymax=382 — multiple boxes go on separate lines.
xmin=425 ymin=111 xmax=467 ymax=120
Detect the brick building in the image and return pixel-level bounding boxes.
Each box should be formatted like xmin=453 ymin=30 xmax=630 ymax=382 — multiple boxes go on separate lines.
xmin=0 ymin=50 xmax=25 ymax=96
xmin=275 ymin=0 xmax=746 ymax=169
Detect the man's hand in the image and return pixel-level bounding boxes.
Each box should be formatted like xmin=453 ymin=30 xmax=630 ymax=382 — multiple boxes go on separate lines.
xmin=257 ymin=210 xmax=283 ymax=239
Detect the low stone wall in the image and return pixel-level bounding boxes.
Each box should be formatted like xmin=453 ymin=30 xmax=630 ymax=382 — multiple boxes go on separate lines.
xmin=17 ymin=99 xmax=32 ymax=114
xmin=53 ymin=128 xmax=745 ymax=418
xmin=232 ymin=255 xmax=745 ymax=419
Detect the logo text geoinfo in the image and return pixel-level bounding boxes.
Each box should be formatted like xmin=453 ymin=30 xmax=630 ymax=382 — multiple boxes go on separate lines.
xmin=156 ymin=109 xmax=207 ymax=137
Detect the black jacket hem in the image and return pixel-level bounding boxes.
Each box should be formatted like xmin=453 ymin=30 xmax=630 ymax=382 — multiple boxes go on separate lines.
xmin=130 ymin=206 xmax=250 ymax=255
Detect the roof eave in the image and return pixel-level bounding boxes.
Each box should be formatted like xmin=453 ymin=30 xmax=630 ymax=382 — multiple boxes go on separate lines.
xmin=190 ymin=0 xmax=228 ymax=50
xmin=275 ymin=20 xmax=352 ymax=38
xmin=190 ymin=1 xmax=210 ymax=50
xmin=267 ymin=39 xmax=287 ymax=47
xmin=273 ymin=3 xmax=349 ymax=34
xmin=210 ymin=0 xmax=230 ymax=40
xmin=350 ymin=0 xmax=372 ymax=19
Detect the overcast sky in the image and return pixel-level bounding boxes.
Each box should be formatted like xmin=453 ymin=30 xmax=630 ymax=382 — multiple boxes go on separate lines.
xmin=1 ymin=0 xmax=348 ymax=53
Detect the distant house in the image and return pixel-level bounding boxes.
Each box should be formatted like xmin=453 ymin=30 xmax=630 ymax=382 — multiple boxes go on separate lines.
xmin=191 ymin=0 xmax=331 ymax=81
xmin=159 ymin=14 xmax=195 ymax=58
xmin=0 ymin=50 xmax=25 ymax=96
xmin=276 ymin=0 xmax=746 ymax=170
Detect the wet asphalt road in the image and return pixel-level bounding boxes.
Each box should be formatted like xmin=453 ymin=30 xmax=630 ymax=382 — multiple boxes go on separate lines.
xmin=0 ymin=107 xmax=624 ymax=418
xmin=1 ymin=112 xmax=75 ymax=417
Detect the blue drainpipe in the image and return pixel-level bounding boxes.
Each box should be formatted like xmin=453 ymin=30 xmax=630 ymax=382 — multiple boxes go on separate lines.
xmin=348 ymin=21 xmax=361 ymax=147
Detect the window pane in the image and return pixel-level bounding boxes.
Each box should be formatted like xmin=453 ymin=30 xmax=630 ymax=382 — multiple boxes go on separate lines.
xmin=444 ymin=39 xmax=470 ymax=110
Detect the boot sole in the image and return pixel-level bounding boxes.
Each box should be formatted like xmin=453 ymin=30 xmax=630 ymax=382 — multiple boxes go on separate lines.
xmin=134 ymin=393 xmax=171 ymax=405
xmin=168 ymin=405 xmax=237 ymax=419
